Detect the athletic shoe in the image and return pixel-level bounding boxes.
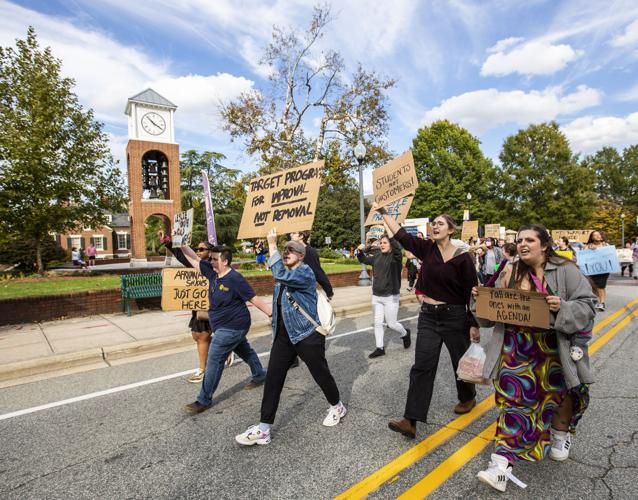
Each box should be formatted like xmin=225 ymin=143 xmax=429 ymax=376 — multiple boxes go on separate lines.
xmin=235 ymin=425 xmax=271 ymax=446
xmin=322 ymin=404 xmax=347 ymax=427
xmin=368 ymin=347 xmax=385 ymax=358
xmin=187 ymin=369 xmax=205 ymax=384
xmin=477 ymin=454 xmax=527 ymax=492
xmin=184 ymin=401 xmax=211 ymax=414
xmin=402 ymin=328 xmax=411 ymax=349
xmin=595 ymin=303 xmax=605 ymax=311
xmin=225 ymin=352 xmax=235 ymax=367
xmin=549 ymin=428 xmax=572 ymax=461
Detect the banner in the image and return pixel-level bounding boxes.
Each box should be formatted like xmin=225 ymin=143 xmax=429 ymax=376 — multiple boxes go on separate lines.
xmin=576 ymin=246 xmax=621 ymax=275
xmin=484 ymin=224 xmax=500 ymax=239
xmin=617 ymin=248 xmax=633 ymax=263
xmin=365 ymin=195 xmax=413 ymax=226
xmin=372 ymin=151 xmax=418 ymax=207
xmin=237 ymin=161 xmax=324 ymax=239
xmin=161 ymin=268 xmax=209 ymax=311
xmin=366 ymin=225 xmax=385 ymax=241
xmin=551 ymin=229 xmax=594 ymax=244
xmin=461 ymin=220 xmax=479 ymax=241
xmin=172 ymin=208 xmax=194 ymax=247
xmin=201 ymin=172 xmax=218 ymax=245
xmin=475 ymin=286 xmax=550 ymax=329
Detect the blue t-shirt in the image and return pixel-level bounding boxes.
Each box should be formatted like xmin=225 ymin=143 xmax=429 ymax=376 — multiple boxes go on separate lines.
xmin=199 ymin=261 xmax=256 ymax=332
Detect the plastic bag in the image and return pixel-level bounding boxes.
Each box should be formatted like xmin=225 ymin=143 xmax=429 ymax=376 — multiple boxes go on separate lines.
xmin=456 ymin=343 xmax=488 ymax=384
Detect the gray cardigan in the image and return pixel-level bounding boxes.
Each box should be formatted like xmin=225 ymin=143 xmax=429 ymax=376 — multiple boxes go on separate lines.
xmin=479 ymin=260 xmax=597 ymax=389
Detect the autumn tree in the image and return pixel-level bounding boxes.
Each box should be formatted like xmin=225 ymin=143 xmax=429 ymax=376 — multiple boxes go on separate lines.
xmin=0 ymin=28 xmax=126 ymax=272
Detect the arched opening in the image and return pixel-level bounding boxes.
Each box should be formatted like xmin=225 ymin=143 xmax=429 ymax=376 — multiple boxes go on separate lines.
xmin=144 ymin=214 xmax=170 ymax=258
xmin=142 ymin=150 xmax=169 ymax=199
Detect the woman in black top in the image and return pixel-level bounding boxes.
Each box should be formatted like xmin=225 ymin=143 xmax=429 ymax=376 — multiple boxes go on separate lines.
xmin=373 ymin=203 xmax=479 ymax=439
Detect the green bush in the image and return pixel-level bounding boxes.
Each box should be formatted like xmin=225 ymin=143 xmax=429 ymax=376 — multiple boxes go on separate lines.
xmin=318 ymin=247 xmax=344 ymax=259
xmin=0 ymin=238 xmax=67 ymax=271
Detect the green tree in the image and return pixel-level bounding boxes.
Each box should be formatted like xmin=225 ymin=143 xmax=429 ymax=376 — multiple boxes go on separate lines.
xmin=0 ymin=28 xmax=126 ymax=272
xmin=410 ymin=120 xmax=499 ymax=223
xmin=496 ymin=122 xmax=595 ymax=229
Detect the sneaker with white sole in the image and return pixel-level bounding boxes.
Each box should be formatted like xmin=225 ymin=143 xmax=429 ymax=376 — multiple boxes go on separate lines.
xmin=477 ymin=453 xmax=527 ymax=492
xmin=235 ymin=425 xmax=271 ymax=446
xmin=187 ymin=369 xmax=205 ymax=384
xmin=322 ymin=404 xmax=347 ymax=427
xmin=549 ymin=428 xmax=571 ymax=461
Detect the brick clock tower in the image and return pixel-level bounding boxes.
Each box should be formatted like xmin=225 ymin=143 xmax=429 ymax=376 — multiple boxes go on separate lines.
xmin=125 ymin=89 xmax=181 ymax=266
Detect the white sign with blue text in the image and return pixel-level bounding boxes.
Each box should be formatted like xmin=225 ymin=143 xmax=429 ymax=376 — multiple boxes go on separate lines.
xmin=576 ymin=246 xmax=620 ymax=276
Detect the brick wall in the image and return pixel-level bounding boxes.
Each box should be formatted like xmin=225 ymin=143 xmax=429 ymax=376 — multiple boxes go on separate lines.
xmin=0 ymin=270 xmax=371 ymax=326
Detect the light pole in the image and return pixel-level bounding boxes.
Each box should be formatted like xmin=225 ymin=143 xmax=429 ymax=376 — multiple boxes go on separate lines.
xmin=621 ymin=212 xmax=625 ymax=247
xmin=354 ymin=141 xmax=371 ymax=286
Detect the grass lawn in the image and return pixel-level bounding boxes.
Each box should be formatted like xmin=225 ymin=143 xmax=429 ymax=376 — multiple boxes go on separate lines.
xmin=0 ymin=262 xmax=367 ymax=300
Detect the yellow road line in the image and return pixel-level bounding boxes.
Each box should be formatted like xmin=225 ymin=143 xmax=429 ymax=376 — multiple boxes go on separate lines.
xmin=398 ymin=299 xmax=638 ymax=498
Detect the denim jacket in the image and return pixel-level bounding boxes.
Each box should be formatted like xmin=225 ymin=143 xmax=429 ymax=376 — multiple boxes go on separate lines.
xmin=268 ymin=251 xmax=318 ymax=344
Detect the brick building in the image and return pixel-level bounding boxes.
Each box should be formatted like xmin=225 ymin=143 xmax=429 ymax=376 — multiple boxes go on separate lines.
xmin=57 ymin=212 xmax=131 ymax=259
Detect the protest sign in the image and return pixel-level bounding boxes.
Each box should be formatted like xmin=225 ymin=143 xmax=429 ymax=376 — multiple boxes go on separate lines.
xmin=161 ymin=268 xmax=209 ymax=311
xmin=365 ymin=195 xmax=413 ymax=226
xmin=172 ymin=208 xmax=194 ymax=247
xmin=475 ymin=286 xmax=550 ymax=329
xmin=617 ymin=248 xmax=633 ymax=263
xmin=576 ymin=246 xmax=621 ymax=275
xmin=485 ymin=224 xmax=500 ymax=239
xmin=237 ymin=161 xmax=324 ymax=239
xmin=461 ymin=220 xmax=479 ymax=241
xmin=201 ymin=172 xmax=218 ymax=245
xmin=551 ymin=230 xmax=594 ymax=243
xmin=372 ymin=151 xmax=418 ymax=207
xmin=366 ymin=225 xmax=385 ymax=241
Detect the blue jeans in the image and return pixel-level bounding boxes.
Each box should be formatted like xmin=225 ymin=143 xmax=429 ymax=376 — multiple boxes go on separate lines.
xmin=197 ymin=327 xmax=266 ymax=406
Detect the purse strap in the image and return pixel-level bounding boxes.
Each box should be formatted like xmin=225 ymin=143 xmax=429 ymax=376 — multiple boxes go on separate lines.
xmin=285 ymin=290 xmax=320 ymax=329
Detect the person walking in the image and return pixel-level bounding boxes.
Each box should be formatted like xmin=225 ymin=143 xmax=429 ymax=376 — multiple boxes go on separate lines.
xmin=480 ymin=238 xmax=503 ymax=285
xmin=178 ymin=244 xmax=271 ymax=414
xmin=633 ymin=237 xmax=638 ymax=280
xmin=405 ymin=250 xmax=419 ymax=291
xmin=620 ymin=241 xmax=634 ymax=277
xmin=289 ymin=231 xmax=333 ymax=299
xmin=586 ymin=231 xmax=609 ymax=310
xmin=356 ymin=230 xmax=411 ymax=358
xmin=374 ymin=204 xmax=479 ymax=439
xmin=235 ymin=229 xmax=345 ymax=446
xmin=474 ymin=224 xmax=596 ymax=492
xmin=255 ymin=240 xmax=268 ymax=270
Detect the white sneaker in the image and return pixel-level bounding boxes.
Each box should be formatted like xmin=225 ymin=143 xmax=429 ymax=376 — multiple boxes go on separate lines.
xmin=549 ymin=428 xmax=572 ymax=461
xmin=187 ymin=369 xmax=204 ymax=384
xmin=477 ymin=454 xmax=527 ymax=492
xmin=235 ymin=425 xmax=271 ymax=446
xmin=322 ymin=404 xmax=347 ymax=427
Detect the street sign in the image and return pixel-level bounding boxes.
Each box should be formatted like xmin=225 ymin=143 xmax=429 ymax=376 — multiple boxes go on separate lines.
xmin=325 ymin=236 xmax=332 ymax=245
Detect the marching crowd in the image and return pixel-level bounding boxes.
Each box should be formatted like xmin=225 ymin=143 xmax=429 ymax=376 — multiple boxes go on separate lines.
xmin=158 ymin=209 xmax=638 ymax=493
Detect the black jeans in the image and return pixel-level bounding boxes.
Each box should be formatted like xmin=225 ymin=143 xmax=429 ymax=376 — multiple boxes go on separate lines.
xmin=404 ymin=303 xmax=476 ymax=423
xmin=260 ymin=328 xmax=340 ymax=424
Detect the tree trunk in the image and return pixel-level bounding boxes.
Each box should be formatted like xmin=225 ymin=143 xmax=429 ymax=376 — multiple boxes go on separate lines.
xmin=35 ymin=239 xmax=44 ymax=274
xmin=314 ymin=117 xmax=327 ymax=161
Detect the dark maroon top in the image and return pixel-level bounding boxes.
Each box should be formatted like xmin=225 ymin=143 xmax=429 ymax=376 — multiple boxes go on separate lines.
xmin=394 ymin=228 xmax=478 ymax=327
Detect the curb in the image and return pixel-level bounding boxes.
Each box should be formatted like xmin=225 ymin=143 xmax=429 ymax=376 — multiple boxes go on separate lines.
xmin=0 ymin=294 xmax=420 ymax=384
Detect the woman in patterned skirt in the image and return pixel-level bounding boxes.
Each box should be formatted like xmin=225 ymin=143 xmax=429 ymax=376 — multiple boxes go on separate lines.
xmin=474 ymin=224 xmax=596 ymax=492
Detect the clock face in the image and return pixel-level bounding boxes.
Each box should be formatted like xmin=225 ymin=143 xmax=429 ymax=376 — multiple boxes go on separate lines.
xmin=141 ymin=112 xmax=166 ymax=135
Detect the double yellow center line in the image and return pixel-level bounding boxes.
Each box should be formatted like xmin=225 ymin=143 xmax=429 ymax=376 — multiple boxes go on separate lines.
xmin=336 ymin=297 xmax=638 ymax=499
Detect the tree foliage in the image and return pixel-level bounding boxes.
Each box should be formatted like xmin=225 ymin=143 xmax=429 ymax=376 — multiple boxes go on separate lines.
xmin=0 ymin=28 xmax=126 ymax=272
xmin=496 ymin=122 xmax=595 ymax=230
xmin=410 ymin=120 xmax=498 ymax=223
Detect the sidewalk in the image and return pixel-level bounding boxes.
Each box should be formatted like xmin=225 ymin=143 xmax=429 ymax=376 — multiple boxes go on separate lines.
xmin=0 ymin=281 xmax=418 ymax=385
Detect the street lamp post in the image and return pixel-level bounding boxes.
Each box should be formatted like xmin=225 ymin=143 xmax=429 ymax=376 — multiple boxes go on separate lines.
xmin=621 ymin=213 xmax=626 ymax=247
xmin=463 ymin=192 xmax=472 ymax=221
xmin=354 ymin=141 xmax=371 ymax=286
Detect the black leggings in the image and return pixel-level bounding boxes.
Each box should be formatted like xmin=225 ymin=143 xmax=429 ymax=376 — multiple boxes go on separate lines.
xmin=403 ymin=304 xmax=476 ymax=423
xmin=260 ymin=328 xmax=340 ymax=424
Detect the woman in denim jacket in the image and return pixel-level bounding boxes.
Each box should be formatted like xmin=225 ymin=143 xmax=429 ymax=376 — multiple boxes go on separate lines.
xmin=236 ymin=228 xmax=345 ymax=446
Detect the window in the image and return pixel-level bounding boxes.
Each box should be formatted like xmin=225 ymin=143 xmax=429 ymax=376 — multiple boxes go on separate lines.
xmin=105 ymin=214 xmax=113 ymax=223
xmin=117 ymin=233 xmax=128 ymax=249
xmin=70 ymin=236 xmax=82 ymax=249
xmin=93 ymin=236 xmax=104 ymax=250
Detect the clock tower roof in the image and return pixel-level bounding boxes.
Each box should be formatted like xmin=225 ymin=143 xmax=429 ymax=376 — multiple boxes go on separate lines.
xmin=125 ymin=88 xmax=177 ymax=115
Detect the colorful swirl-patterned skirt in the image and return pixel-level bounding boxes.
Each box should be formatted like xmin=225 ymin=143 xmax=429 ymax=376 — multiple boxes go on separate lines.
xmin=493 ymin=326 xmax=589 ymax=462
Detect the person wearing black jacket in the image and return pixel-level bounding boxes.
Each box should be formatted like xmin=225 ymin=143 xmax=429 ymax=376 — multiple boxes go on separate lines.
xmin=289 ymin=231 xmax=333 ymax=299
xmin=357 ymin=230 xmax=411 ymax=358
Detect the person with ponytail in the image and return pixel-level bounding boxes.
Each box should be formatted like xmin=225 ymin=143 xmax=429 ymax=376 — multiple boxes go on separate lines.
xmin=473 ymin=224 xmax=596 ymax=492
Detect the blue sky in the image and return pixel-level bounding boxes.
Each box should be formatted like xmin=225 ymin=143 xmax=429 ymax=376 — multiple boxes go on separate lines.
xmin=2 ymin=0 xmax=638 ymax=193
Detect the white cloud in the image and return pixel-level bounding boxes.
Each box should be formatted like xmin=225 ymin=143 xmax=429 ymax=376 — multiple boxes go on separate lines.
xmin=562 ymin=113 xmax=638 ymax=153
xmin=618 ymin=84 xmax=638 ymax=102
xmin=481 ymin=40 xmax=579 ymax=77
xmin=487 ymin=37 xmax=524 ymax=54
xmin=611 ymin=18 xmax=638 ymax=47
xmin=423 ymin=85 xmax=602 ymax=134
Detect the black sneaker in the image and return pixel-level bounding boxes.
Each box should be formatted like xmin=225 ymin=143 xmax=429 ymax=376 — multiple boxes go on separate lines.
xmin=369 ymin=347 xmax=385 ymax=358
xmin=185 ymin=401 xmax=211 ymax=414
xmin=402 ymin=328 xmax=411 ymax=349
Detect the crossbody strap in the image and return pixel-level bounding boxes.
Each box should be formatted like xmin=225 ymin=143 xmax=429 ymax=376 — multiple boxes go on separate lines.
xmin=285 ymin=290 xmax=320 ymax=328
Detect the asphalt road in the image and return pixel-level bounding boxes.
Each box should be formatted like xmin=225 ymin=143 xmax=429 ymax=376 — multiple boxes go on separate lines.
xmin=1 ymin=283 xmax=637 ymax=499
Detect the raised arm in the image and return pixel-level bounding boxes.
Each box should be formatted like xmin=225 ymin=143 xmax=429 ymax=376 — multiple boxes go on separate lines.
xmin=180 ymin=245 xmax=201 ymax=269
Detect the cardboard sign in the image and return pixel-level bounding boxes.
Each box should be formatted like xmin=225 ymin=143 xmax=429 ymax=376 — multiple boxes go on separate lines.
xmin=161 ymin=268 xmax=209 ymax=311
xmin=365 ymin=195 xmax=413 ymax=226
xmin=617 ymin=248 xmax=633 ymax=263
xmin=576 ymin=246 xmax=621 ymax=275
xmin=372 ymin=151 xmax=418 ymax=207
xmin=475 ymin=286 xmax=550 ymax=329
xmin=202 ymin=173 xmax=218 ymax=245
xmin=172 ymin=208 xmax=194 ymax=247
xmin=366 ymin=225 xmax=385 ymax=241
xmin=551 ymin=230 xmax=594 ymax=244
xmin=461 ymin=220 xmax=479 ymax=241
xmin=485 ymin=224 xmax=500 ymax=239
xmin=237 ymin=161 xmax=324 ymax=239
